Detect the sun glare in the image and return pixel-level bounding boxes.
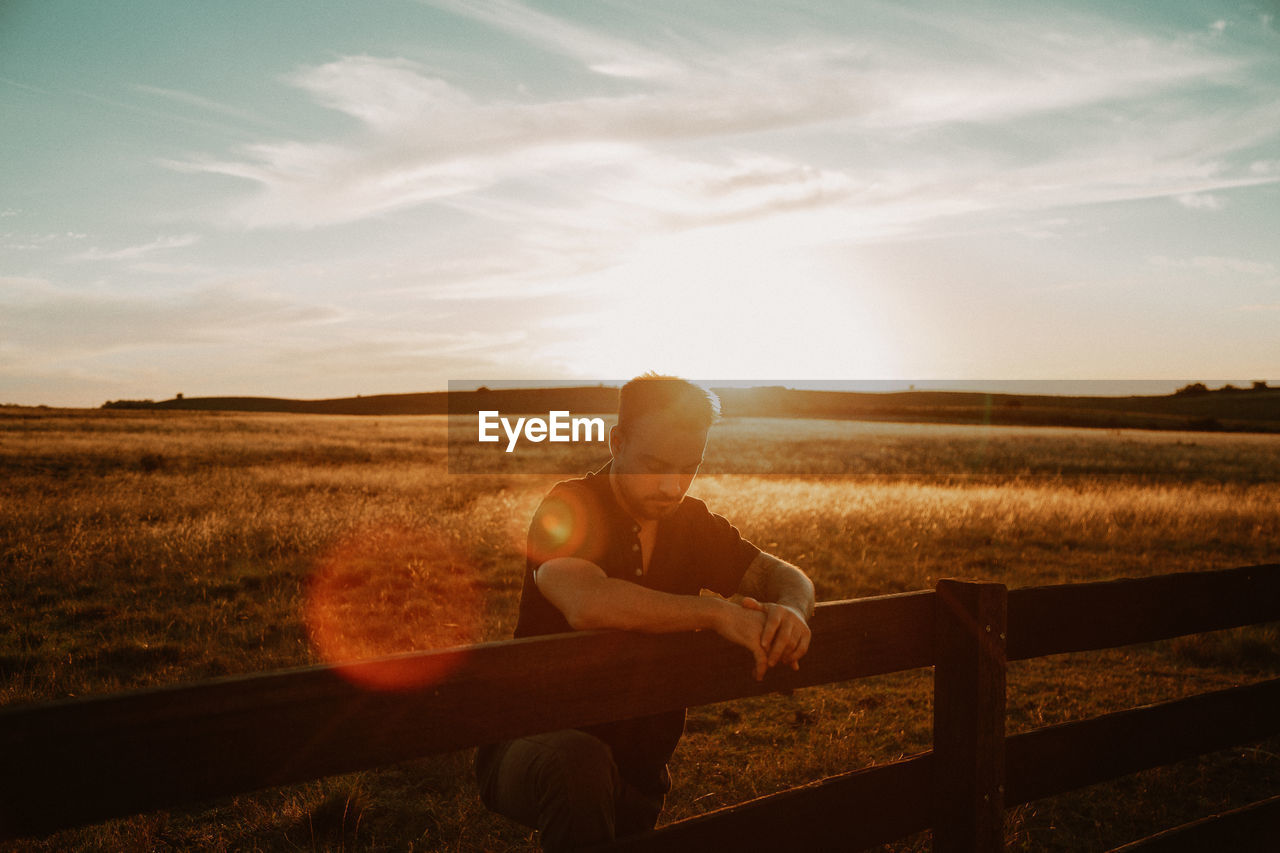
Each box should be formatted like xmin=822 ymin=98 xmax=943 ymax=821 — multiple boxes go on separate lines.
xmin=570 ymin=227 xmax=903 ymax=381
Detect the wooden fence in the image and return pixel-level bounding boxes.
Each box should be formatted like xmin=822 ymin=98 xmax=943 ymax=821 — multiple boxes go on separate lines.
xmin=2 ymin=564 xmax=1278 ymax=850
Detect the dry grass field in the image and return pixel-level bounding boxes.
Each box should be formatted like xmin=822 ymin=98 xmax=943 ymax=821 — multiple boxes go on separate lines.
xmin=2 ymin=407 xmax=1278 ymax=851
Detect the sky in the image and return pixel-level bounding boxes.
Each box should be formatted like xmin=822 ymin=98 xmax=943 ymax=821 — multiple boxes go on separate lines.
xmin=2 ymin=0 xmax=1278 ymax=407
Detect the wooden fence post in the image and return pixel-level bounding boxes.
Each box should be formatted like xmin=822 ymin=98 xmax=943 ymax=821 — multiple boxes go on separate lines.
xmin=933 ymin=579 xmax=1008 ymax=852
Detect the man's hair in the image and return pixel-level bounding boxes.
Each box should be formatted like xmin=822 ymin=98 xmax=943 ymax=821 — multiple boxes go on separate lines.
xmin=617 ymin=374 xmax=720 ymax=433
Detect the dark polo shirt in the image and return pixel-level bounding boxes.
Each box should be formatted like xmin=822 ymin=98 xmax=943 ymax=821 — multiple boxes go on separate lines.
xmin=514 ymin=462 xmax=760 ymax=795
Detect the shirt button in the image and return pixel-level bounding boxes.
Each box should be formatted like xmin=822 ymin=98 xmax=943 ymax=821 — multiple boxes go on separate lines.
xmin=635 ymin=568 xmax=643 ymax=576
xmin=632 ymin=543 xmax=639 ymax=551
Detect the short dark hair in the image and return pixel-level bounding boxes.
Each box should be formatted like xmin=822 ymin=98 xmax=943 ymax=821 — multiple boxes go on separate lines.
xmin=617 ymin=374 xmax=720 ymax=433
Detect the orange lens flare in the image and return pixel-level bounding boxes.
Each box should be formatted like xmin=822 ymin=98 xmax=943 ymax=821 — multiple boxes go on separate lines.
xmin=525 ymin=488 xmax=601 ymax=566
xmin=305 ymin=524 xmax=484 ymax=691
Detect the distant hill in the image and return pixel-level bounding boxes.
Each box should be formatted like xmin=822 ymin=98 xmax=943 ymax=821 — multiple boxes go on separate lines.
xmin=715 ymin=385 xmax=1280 ymax=433
xmin=101 ymin=384 xmax=1280 ymax=434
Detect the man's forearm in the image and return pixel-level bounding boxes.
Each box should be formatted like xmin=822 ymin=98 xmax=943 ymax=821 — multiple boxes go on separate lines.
xmin=739 ymin=552 xmax=815 ymax=619
xmin=537 ymin=557 xmax=727 ymax=633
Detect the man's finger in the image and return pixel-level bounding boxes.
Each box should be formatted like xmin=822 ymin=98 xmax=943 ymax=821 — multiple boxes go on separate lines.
xmin=785 ymin=628 xmax=812 ymax=667
xmin=765 ymin=608 xmax=806 ymax=666
xmin=759 ymin=606 xmax=783 ymax=653
xmin=753 ymin=647 xmax=767 ymax=682
xmin=767 ymin=623 xmax=793 ymax=666
xmin=777 ymin=628 xmax=805 ymax=667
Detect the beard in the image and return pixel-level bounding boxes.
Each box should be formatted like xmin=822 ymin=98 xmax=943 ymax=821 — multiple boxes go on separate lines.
xmin=642 ymin=496 xmax=682 ymax=519
xmin=610 ymin=471 xmax=687 ymax=521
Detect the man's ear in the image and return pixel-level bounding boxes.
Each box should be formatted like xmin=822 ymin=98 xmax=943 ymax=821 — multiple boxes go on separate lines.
xmin=608 ymin=424 xmax=624 ymax=457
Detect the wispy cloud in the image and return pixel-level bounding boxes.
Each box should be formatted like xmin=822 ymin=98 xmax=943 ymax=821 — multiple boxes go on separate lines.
xmin=2 ymin=230 xmax=87 ymax=251
xmin=0 ymin=76 xmax=47 ymax=95
xmin=0 ymin=276 xmax=339 ymax=358
xmin=1177 ymin=192 xmax=1225 ymax=210
xmin=1150 ymin=255 xmax=1278 ymax=278
xmin=170 ymin=48 xmax=876 ymax=228
xmin=77 ymin=234 xmax=201 ymax=262
xmin=33 ymin=84 xmax=252 ymax=138
xmin=133 ymin=84 xmax=286 ymax=132
xmin=423 ymin=0 xmax=684 ymax=80
xmin=172 ymin=2 xmax=1277 ymax=245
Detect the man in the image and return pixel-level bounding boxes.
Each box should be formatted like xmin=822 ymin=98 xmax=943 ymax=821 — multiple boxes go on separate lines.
xmin=476 ymin=375 xmax=815 ymax=851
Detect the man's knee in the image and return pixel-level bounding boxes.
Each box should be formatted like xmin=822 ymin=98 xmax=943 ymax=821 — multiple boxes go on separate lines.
xmin=532 ymin=730 xmax=617 ymax=811
xmin=519 ymin=731 xmax=620 ymax=850
xmin=477 ymin=730 xmax=622 ymax=850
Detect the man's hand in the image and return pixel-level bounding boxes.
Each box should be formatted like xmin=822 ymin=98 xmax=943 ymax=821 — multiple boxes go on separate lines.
xmin=735 ymin=552 xmax=815 ymax=674
xmin=741 ymin=596 xmax=811 ymax=671
xmin=710 ymin=599 xmax=769 ymax=681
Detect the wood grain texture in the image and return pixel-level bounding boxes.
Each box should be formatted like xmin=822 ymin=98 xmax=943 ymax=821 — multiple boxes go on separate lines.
xmin=1006 ymin=564 xmax=1280 ymax=661
xmin=932 ymin=580 xmax=1007 ymax=853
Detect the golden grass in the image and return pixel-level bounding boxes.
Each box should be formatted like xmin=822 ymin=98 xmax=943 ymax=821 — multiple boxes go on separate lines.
xmin=1 ymin=408 xmax=1277 ymax=851
xmin=700 ymin=476 xmax=1280 ymax=593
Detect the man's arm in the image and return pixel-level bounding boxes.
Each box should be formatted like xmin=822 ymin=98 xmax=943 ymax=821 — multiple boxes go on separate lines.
xmin=736 ymin=552 xmax=815 ymax=671
xmin=536 ymin=557 xmax=774 ymax=680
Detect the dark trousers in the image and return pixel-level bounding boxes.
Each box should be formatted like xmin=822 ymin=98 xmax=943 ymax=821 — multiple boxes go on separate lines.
xmin=475 ymin=729 xmax=665 ymax=852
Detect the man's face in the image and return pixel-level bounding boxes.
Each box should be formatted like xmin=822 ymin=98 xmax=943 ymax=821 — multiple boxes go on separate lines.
xmin=609 ymin=412 xmax=708 ymax=521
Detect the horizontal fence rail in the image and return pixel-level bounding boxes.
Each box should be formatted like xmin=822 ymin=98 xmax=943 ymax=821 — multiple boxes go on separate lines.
xmin=596 ymin=752 xmax=936 ymax=853
xmin=1107 ymin=793 xmax=1280 ymax=853
xmin=1006 ymin=564 xmax=1280 ymax=661
xmin=2 ymin=564 xmax=1278 ymax=848
xmin=0 ymin=590 xmax=935 ymax=840
xmin=1005 ymin=678 xmax=1280 ymax=806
